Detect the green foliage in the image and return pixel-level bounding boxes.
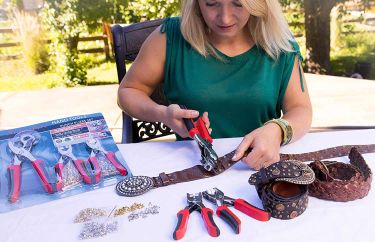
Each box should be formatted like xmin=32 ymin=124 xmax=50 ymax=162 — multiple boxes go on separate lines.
xmin=331 ymin=32 xmax=375 ymax=79
xmin=280 ymin=0 xmax=305 ymax=37
xmin=76 ymin=0 xmax=130 ymax=32
xmin=0 ymin=59 xmax=63 ymax=91
xmin=0 ymin=59 xmax=117 ymax=91
xmin=125 ymin=0 xmax=180 ymax=22
xmin=63 ymin=49 xmax=88 ymax=86
xmin=42 ymin=0 xmax=88 ymax=86
xmin=40 ymin=0 xmax=132 ymax=86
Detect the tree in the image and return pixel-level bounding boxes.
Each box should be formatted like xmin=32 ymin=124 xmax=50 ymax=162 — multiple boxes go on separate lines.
xmin=303 ymin=0 xmax=344 ymax=73
xmin=42 ymin=0 xmax=130 ymax=86
xmin=297 ymin=0 xmax=372 ymax=74
xmin=125 ymin=0 xmax=180 ymax=22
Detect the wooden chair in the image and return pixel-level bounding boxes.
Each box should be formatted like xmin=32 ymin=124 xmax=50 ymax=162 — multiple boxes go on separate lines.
xmin=112 ymin=19 xmax=174 ymax=143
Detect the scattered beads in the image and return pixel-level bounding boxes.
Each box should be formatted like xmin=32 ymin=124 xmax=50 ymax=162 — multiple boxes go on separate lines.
xmin=114 ymin=202 xmax=144 ymax=217
xmin=79 ymin=220 xmax=118 ymax=240
xmin=74 ymin=208 xmax=107 ymax=223
xmin=128 ymin=202 xmax=160 ymax=222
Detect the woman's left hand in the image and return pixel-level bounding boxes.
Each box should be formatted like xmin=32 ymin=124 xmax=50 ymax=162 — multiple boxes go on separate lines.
xmin=231 ymin=123 xmax=283 ymax=170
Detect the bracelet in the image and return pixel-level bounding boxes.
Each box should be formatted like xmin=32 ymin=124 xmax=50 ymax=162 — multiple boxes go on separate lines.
xmin=264 ymin=118 xmax=293 ymax=146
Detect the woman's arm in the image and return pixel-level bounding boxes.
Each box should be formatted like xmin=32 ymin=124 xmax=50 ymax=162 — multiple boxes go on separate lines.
xmin=118 ymin=26 xmax=167 ymax=122
xmin=281 ymin=56 xmax=313 ymax=142
xmin=232 ymin=56 xmax=313 ymax=170
xmin=117 ymin=27 xmax=201 ymax=137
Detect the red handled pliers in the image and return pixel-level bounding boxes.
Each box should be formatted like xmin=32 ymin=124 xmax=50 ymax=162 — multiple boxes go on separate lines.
xmin=173 ymin=192 xmax=220 ymax=240
xmin=179 ymin=105 xmax=218 ymax=171
xmin=85 ymin=138 xmax=128 ymax=176
xmin=203 ymin=188 xmax=270 ymax=234
xmin=57 ymin=144 xmax=101 ymax=184
xmin=7 ymin=134 xmax=63 ymax=203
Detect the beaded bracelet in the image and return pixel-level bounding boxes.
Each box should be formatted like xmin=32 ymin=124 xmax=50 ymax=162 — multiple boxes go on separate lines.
xmin=264 ymin=118 xmax=293 ymax=146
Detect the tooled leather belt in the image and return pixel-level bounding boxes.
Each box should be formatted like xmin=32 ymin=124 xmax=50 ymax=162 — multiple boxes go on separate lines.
xmin=116 ymin=144 xmax=374 ymax=218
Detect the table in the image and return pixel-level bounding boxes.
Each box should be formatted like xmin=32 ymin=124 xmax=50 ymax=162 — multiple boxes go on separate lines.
xmin=1 ymin=129 xmax=375 ymax=242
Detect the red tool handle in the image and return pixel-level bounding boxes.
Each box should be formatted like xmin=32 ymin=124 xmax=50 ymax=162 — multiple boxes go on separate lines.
xmin=87 ymin=157 xmax=102 ymax=183
xmin=54 ymin=163 xmax=64 ymax=191
xmin=32 ymin=160 xmax=53 ymax=193
xmin=179 ymin=105 xmax=213 ymax=142
xmin=179 ymin=105 xmax=199 ymax=138
xmin=105 ymin=152 xmax=128 ymax=176
xmin=173 ymin=209 xmax=190 ymax=240
xmin=234 ymin=198 xmax=270 ymax=221
xmin=8 ymin=164 xmax=21 ymax=203
xmin=195 ymin=117 xmax=212 ymax=144
xmin=217 ymin=205 xmax=241 ymax=234
xmin=201 ymin=207 xmax=220 ymax=237
xmin=73 ymin=159 xmax=94 ymax=184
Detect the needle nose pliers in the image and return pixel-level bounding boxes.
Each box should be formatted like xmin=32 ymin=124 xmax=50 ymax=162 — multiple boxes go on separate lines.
xmin=173 ymin=192 xmax=220 ymax=240
xmin=202 ymin=188 xmax=270 ymax=234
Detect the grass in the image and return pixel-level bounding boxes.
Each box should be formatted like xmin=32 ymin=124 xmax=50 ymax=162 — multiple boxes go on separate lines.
xmin=0 ymin=21 xmax=11 ymax=28
xmin=86 ymin=60 xmax=119 ymax=85
xmin=0 ymin=55 xmax=118 ymax=91
xmin=331 ymin=32 xmax=375 ymax=79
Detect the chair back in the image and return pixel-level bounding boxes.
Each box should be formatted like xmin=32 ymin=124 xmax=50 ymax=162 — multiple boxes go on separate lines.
xmin=112 ymin=19 xmax=174 ymax=143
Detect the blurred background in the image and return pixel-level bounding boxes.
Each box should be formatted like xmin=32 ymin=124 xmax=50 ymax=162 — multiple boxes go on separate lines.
xmin=0 ymin=0 xmax=374 ymax=90
xmin=0 ymin=0 xmax=374 ymax=143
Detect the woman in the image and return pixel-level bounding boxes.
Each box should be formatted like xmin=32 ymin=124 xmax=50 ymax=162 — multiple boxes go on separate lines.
xmin=117 ymin=0 xmax=312 ymax=170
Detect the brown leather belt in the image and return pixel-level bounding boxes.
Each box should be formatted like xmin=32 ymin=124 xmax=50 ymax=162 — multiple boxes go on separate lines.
xmin=308 ymin=147 xmax=372 ymax=202
xmin=248 ymin=160 xmax=315 ymax=219
xmin=116 ymin=144 xmax=374 ymax=198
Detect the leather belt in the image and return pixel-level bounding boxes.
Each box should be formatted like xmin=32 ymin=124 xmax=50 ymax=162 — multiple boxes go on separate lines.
xmin=116 ymin=144 xmax=374 ymax=198
xmin=248 ymin=160 xmax=315 ymax=219
xmin=308 ymin=147 xmax=372 ymax=202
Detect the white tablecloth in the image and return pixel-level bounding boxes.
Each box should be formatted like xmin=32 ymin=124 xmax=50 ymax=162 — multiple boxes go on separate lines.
xmin=1 ymin=129 xmax=375 ymax=242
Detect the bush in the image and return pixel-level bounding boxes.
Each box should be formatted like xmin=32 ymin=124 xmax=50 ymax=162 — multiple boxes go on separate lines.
xmin=12 ymin=10 xmax=50 ymax=74
xmin=331 ymin=32 xmax=375 ymax=79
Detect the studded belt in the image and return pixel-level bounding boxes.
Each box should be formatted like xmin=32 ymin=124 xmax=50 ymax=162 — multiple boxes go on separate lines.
xmin=248 ymin=160 xmax=315 ymax=220
xmin=116 ymin=144 xmax=374 ymax=198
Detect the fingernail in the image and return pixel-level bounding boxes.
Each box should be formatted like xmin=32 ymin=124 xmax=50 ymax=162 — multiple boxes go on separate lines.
xmin=232 ymin=154 xmax=237 ymax=161
xmin=192 ymin=111 xmax=199 ymax=116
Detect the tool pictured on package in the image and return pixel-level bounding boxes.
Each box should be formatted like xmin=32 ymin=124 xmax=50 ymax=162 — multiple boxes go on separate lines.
xmin=85 ymin=138 xmax=128 ymax=176
xmin=57 ymin=144 xmax=101 ymax=184
xmin=7 ymin=132 xmax=63 ymax=203
xmin=179 ymin=105 xmax=218 ymax=171
xmin=202 ymin=188 xmax=270 ymax=234
xmin=173 ymin=192 xmax=220 ymax=240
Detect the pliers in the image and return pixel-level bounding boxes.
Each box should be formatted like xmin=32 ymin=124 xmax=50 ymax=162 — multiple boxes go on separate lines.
xmin=173 ymin=192 xmax=220 ymax=240
xmin=85 ymin=138 xmax=128 ymax=176
xmin=203 ymin=188 xmax=270 ymax=234
xmin=179 ymin=105 xmax=218 ymax=171
xmin=7 ymin=134 xmax=62 ymax=203
xmin=57 ymin=144 xmax=101 ymax=184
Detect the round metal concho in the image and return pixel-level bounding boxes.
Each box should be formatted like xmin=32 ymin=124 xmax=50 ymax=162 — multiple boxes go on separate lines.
xmin=116 ymin=176 xmax=154 ymax=197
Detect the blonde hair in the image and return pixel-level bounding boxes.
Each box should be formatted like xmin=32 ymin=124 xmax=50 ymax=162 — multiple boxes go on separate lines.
xmin=180 ymin=0 xmax=294 ymax=60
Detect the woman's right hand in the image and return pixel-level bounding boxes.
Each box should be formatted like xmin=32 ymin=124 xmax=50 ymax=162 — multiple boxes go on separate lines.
xmin=161 ymin=104 xmax=211 ymax=138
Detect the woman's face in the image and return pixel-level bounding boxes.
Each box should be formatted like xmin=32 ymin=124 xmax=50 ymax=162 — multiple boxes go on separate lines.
xmin=198 ymin=0 xmax=250 ymax=40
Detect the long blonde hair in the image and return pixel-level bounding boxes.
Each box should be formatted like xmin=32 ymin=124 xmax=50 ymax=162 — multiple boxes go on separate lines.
xmin=180 ymin=0 xmax=294 ymax=60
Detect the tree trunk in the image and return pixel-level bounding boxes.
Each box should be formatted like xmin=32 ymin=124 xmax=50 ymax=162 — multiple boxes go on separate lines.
xmin=66 ymin=35 xmax=80 ymax=51
xmin=304 ymin=0 xmax=338 ymax=74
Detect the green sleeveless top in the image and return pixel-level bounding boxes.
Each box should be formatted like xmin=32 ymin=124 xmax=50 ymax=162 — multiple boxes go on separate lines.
xmin=160 ymin=17 xmax=303 ymax=139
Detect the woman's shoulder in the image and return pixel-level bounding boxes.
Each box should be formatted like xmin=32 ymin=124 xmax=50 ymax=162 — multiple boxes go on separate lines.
xmin=160 ymin=16 xmax=181 ymax=33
